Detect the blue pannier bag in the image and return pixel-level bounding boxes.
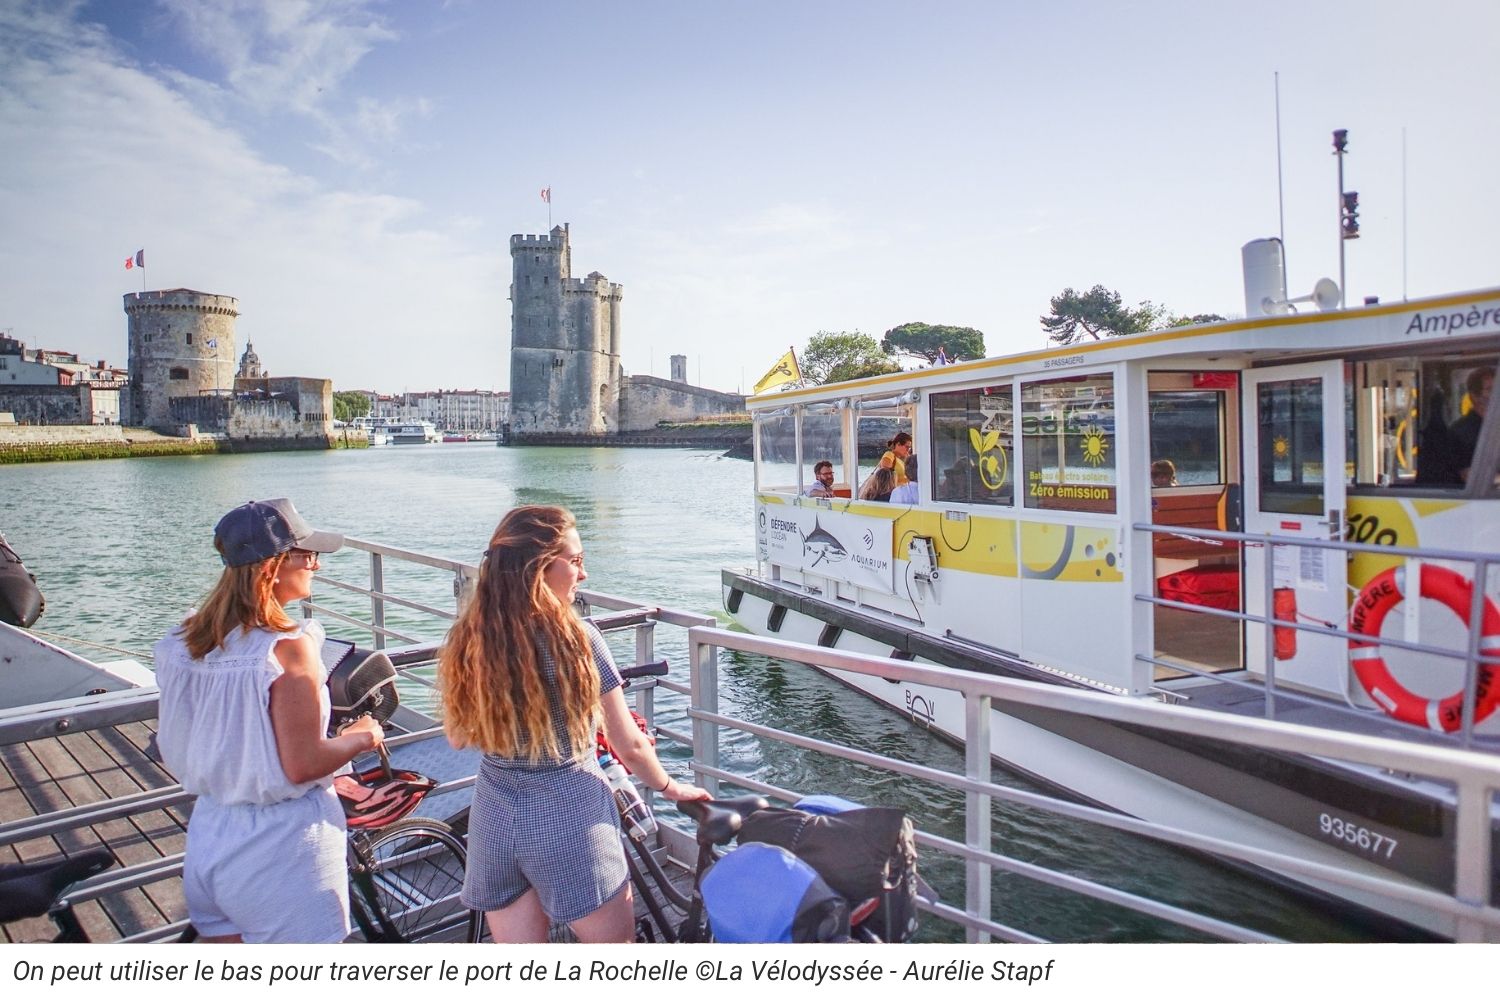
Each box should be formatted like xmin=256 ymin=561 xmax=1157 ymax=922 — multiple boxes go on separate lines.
xmin=700 ymin=842 xmax=850 ymax=942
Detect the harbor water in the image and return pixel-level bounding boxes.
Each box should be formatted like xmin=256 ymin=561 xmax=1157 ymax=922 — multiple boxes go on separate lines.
xmin=3 ymin=445 xmax=1379 ymax=941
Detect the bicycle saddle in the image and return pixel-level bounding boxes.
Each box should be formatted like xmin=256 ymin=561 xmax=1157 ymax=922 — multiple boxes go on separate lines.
xmin=0 ymin=849 xmax=114 ymax=922
xmin=678 ymin=796 xmax=771 ymax=846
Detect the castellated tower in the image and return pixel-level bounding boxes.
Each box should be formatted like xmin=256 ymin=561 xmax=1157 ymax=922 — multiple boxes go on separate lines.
xmin=508 ymin=224 xmax=623 ymax=438
xmin=124 ymin=288 xmax=238 ymax=429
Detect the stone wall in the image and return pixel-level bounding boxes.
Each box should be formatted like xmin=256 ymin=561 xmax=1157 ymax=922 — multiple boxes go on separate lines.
xmin=617 ymin=375 xmax=746 ymax=432
xmin=0 ymin=425 xmax=218 ymax=464
xmin=0 ymin=385 xmax=87 ymax=424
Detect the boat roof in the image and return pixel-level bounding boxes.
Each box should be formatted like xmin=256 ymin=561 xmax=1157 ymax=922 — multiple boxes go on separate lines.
xmin=749 ymin=285 xmax=1500 ymax=410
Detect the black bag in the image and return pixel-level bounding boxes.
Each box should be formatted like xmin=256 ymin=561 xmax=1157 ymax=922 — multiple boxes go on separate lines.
xmin=324 ymin=639 xmax=400 ymax=736
xmin=735 ymin=805 xmax=929 ymax=942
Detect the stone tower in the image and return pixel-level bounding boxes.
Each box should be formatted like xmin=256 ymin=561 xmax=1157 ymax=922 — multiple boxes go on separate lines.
xmin=124 ymin=288 xmax=238 ymax=429
xmin=237 ymin=341 xmax=264 ymax=379
xmin=508 ymin=224 xmax=623 ymax=438
xmin=670 ymin=354 xmax=687 ymax=383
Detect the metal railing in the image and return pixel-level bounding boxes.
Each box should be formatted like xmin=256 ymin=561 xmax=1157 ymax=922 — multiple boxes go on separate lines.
xmin=1132 ymin=522 xmax=1499 ymax=748
xmin=681 ymin=626 xmax=1500 ymax=943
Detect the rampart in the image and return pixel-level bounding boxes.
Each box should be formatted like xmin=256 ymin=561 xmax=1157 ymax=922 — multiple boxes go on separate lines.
xmin=617 ymin=375 xmax=747 ymax=432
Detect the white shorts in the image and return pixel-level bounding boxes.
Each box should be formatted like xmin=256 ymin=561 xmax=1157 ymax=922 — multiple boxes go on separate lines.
xmin=183 ymin=785 xmax=349 ymax=943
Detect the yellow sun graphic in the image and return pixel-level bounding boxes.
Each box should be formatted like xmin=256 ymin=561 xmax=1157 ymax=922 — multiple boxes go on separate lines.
xmin=1273 ymin=435 xmax=1290 ymax=458
xmin=1079 ymin=427 xmax=1110 ymax=466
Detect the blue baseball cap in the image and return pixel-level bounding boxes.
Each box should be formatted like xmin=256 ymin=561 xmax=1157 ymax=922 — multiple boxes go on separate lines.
xmin=214 ymin=498 xmax=343 ymax=567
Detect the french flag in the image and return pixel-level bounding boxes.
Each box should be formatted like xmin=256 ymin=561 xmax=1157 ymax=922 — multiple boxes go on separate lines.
xmin=124 ymin=249 xmax=144 ymax=270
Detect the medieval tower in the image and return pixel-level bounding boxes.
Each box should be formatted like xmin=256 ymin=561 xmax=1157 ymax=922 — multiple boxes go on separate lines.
xmin=124 ymin=289 xmax=238 ymax=429
xmin=508 ymin=224 xmax=623 ymax=438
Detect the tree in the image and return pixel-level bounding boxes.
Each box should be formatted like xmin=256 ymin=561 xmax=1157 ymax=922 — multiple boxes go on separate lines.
xmin=881 ymin=322 xmax=985 ymax=364
xmin=1040 ymin=285 xmax=1168 ymax=346
xmin=1167 ymin=312 xmax=1227 ymax=328
xmin=332 ymin=391 xmax=371 ymax=424
xmin=800 ymin=331 xmax=901 ymax=385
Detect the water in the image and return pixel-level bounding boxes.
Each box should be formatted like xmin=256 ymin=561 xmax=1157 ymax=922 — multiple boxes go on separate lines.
xmin=2 ymin=444 xmax=1374 ymax=941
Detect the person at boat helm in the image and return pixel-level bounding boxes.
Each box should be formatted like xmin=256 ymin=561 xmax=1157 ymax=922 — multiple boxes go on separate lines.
xmin=804 ymin=460 xmax=836 ymax=497
xmin=1151 ymin=459 xmax=1178 ymax=488
xmin=439 ymin=505 xmax=709 ymax=943
xmin=153 ymin=498 xmax=383 ymax=943
xmin=879 ymin=432 xmax=914 ymax=485
xmin=1450 ymin=365 xmax=1494 ymax=484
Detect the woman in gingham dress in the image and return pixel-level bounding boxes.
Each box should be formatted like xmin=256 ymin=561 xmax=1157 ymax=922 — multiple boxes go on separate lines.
xmin=440 ymin=505 xmax=708 ymax=942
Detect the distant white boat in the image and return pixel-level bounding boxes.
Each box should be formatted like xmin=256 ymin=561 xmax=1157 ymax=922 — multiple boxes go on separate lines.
xmin=350 ymin=417 xmax=390 ymax=446
xmin=387 ymin=421 xmax=440 ymax=445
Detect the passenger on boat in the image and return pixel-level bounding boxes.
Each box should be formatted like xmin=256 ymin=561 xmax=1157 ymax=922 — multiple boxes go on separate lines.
xmin=803 ymin=460 xmax=836 ymax=497
xmin=1450 ymin=366 xmax=1494 ymax=483
xmin=860 ymin=467 xmax=897 ymax=502
xmin=439 ymin=505 xmax=708 ymax=944
xmin=1151 ymin=459 xmax=1178 ymax=488
xmin=879 ymin=432 xmax=913 ymax=485
xmin=154 ymin=499 xmax=383 ymax=943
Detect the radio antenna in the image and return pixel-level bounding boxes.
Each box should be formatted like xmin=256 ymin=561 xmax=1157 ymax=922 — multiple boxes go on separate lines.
xmin=1402 ymin=126 xmax=1409 ymax=301
xmin=1274 ymin=71 xmax=1286 ymax=247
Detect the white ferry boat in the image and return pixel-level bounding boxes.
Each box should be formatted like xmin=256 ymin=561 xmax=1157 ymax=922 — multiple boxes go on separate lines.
xmin=725 ymin=238 xmax=1500 ymax=938
xmin=387 ymin=420 xmax=440 ymax=445
xmin=349 ymin=417 xmax=390 ymax=446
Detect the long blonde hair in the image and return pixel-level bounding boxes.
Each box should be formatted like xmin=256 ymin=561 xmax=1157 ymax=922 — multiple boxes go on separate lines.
xmin=438 ymin=506 xmax=600 ymax=762
xmin=180 ymin=550 xmax=296 ymax=659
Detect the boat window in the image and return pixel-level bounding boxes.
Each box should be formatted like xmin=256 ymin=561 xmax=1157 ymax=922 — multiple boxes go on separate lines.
xmin=1020 ymin=373 xmax=1117 ymax=513
xmin=1347 ymin=353 xmax=1497 ymax=492
xmin=930 ymin=384 xmax=1013 ymax=506
xmin=755 ymin=411 xmax=798 ymax=492
xmin=800 ymin=409 xmax=847 ymax=496
xmin=857 ymin=407 xmax=915 ymax=496
xmin=1148 ymin=389 xmax=1224 ymax=486
xmin=1255 ymin=376 xmax=1325 ymax=515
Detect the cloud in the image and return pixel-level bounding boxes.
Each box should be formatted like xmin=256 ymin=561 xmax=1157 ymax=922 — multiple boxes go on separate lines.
xmin=0 ymin=2 xmax=502 ymax=391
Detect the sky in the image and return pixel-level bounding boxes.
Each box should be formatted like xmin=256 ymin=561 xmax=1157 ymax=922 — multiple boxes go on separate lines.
xmin=2 ymin=0 xmax=1497 ymax=395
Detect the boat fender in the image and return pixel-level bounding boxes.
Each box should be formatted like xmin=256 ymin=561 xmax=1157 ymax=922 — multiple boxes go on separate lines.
xmin=1348 ymin=565 xmax=1500 ymax=732
xmin=0 ymin=536 xmax=45 ymax=629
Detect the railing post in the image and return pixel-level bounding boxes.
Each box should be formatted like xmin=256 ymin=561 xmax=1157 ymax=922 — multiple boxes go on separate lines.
xmin=369 ymin=551 xmax=386 ymax=650
xmin=1451 ymin=779 xmax=1493 ymax=942
xmin=964 ymin=692 xmax=992 ymax=943
xmin=689 ymin=628 xmax=720 ymax=799
xmin=1263 ymin=541 xmax=1277 ymax=720
xmin=1458 ymin=556 xmax=1490 ymax=750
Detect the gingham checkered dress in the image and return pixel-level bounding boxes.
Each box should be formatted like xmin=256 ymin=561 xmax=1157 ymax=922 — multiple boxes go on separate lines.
xmin=460 ymin=622 xmax=626 ymax=922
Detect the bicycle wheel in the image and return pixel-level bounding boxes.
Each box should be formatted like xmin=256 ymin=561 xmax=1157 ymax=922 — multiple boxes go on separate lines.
xmin=351 ymin=817 xmax=480 ymax=943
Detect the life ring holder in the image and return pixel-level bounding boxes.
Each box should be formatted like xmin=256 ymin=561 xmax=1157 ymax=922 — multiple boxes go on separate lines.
xmin=1348 ymin=565 xmax=1500 ymax=732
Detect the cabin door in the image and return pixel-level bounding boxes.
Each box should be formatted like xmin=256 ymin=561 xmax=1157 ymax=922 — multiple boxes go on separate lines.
xmin=1241 ymin=361 xmax=1349 ymax=693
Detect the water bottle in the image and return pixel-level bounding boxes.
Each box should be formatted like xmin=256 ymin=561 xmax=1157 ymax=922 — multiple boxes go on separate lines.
xmin=600 ymin=752 xmax=657 ymax=841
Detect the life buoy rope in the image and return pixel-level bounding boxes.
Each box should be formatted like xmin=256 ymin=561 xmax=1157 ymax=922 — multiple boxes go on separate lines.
xmin=1348 ymin=565 xmax=1500 ymax=732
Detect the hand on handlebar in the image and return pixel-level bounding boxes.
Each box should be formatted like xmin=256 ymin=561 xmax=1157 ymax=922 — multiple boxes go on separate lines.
xmin=661 ymin=779 xmax=711 ymax=803
xmin=339 ymin=714 xmax=386 ymax=752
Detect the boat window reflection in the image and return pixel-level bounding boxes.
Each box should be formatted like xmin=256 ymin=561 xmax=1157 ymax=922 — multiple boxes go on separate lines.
xmin=1020 ymin=373 xmax=1117 ymax=513
xmin=930 ymin=383 xmax=1013 ymax=506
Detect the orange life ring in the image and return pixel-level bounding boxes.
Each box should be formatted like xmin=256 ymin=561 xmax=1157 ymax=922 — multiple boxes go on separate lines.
xmin=1348 ymin=565 xmax=1500 ymax=732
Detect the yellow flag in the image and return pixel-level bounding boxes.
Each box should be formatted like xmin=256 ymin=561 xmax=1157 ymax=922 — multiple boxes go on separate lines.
xmin=753 ymin=349 xmax=800 ymax=394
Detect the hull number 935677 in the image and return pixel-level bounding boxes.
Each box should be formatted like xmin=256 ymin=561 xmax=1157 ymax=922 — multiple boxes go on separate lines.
xmin=1319 ymin=812 xmax=1398 ymax=859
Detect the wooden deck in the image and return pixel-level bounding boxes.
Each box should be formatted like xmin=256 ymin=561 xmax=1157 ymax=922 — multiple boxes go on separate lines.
xmin=0 ymin=715 xmax=190 ymax=943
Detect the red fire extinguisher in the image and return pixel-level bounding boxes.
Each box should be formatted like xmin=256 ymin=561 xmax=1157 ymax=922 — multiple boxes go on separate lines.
xmin=1273 ymin=587 xmax=1297 ymax=660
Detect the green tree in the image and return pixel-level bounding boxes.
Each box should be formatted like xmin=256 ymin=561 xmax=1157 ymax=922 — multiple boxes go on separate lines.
xmin=880 ymin=322 xmax=985 ymax=364
xmin=801 ymin=331 xmax=901 ymax=385
xmin=1040 ymin=286 xmax=1168 ymax=346
xmin=332 ymin=391 xmax=371 ymax=424
xmin=1167 ymin=312 xmax=1227 ymax=328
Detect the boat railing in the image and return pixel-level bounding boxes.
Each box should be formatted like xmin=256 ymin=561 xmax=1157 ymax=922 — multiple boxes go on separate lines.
xmin=681 ymin=625 xmax=1500 ymax=943
xmin=1131 ymin=521 xmax=1498 ymax=749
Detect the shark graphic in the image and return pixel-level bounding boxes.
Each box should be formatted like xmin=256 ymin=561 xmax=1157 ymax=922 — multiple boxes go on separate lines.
xmin=802 ymin=518 xmax=849 ymax=568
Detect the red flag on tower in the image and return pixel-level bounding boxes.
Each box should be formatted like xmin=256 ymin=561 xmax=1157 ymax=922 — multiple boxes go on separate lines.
xmin=540 ymin=187 xmax=551 ymax=203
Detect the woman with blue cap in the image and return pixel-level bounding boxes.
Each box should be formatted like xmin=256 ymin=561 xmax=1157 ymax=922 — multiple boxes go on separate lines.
xmin=154 ymin=498 xmax=384 ymax=943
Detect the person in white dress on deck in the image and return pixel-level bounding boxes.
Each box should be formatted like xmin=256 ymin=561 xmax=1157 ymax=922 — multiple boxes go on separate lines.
xmin=154 ymin=498 xmax=384 ymax=943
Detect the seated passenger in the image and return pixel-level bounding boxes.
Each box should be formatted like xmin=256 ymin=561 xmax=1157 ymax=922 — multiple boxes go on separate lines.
xmin=889 ymin=480 xmax=919 ymax=504
xmin=1151 ymin=459 xmax=1178 ymax=488
xmin=803 ymin=460 xmax=836 ymax=498
xmin=859 ymin=467 xmax=897 ymax=503
xmin=1450 ymin=366 xmax=1494 ymax=484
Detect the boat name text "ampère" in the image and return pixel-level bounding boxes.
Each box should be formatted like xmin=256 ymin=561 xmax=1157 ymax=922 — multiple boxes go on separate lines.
xmin=1319 ymin=812 xmax=1398 ymax=859
xmin=1405 ymin=306 xmax=1500 ymax=337
xmin=1042 ymin=355 xmax=1086 ymax=368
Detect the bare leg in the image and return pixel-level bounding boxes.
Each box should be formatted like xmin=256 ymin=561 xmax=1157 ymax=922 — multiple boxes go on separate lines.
xmin=485 ymin=888 xmax=549 ymax=943
xmin=567 ymin=882 xmax=635 ymax=943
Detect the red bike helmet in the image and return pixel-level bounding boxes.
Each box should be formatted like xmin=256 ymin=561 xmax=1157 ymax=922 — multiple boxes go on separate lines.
xmin=334 ymin=747 xmax=437 ymax=830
